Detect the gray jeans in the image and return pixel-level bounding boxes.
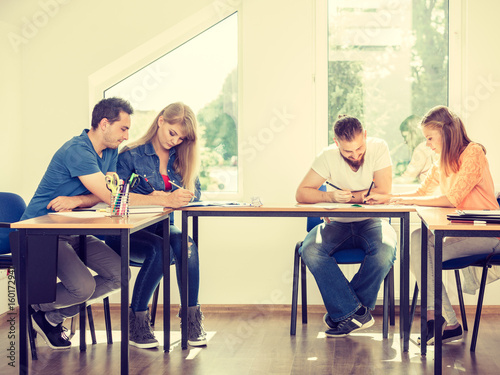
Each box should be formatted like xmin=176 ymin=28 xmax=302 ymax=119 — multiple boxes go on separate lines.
xmin=35 ymin=235 xmax=121 ymax=325
xmin=410 ymin=228 xmax=500 ymax=326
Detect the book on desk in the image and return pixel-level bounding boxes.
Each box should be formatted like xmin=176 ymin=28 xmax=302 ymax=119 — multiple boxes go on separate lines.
xmin=74 ymin=202 xmax=166 ymax=214
xmin=447 ymin=210 xmax=500 ymax=224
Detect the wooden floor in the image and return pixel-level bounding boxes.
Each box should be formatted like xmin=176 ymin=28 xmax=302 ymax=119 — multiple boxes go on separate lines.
xmin=2 ymin=305 xmax=500 ymax=375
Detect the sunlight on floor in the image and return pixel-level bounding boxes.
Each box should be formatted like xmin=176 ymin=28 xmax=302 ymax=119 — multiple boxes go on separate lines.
xmin=40 ymin=330 xmax=217 ymax=359
xmin=316 ymin=331 xmax=433 ymax=362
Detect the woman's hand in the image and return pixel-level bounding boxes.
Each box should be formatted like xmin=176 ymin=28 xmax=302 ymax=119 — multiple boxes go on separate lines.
xmin=389 ymin=196 xmax=415 ymax=205
xmin=166 ymin=188 xmax=195 ymax=208
xmin=363 ymin=193 xmax=392 ymax=205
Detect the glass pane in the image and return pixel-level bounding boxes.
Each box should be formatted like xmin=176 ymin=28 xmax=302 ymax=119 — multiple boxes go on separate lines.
xmin=328 ymin=0 xmax=448 ymax=184
xmin=105 ymin=13 xmax=238 ymax=193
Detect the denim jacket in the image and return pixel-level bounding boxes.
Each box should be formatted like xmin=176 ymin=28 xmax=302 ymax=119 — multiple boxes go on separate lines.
xmin=117 ymin=142 xmax=201 ymax=223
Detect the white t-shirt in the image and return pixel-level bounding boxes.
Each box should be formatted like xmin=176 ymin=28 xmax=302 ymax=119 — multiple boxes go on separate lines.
xmin=311 ymin=137 xmax=392 ymax=222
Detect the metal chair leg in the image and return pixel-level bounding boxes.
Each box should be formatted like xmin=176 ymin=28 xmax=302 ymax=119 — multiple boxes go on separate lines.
xmin=150 ymin=284 xmax=160 ymax=326
xmin=300 ymin=257 xmax=308 ymax=324
xmin=389 ymin=266 xmax=395 ymax=326
xmin=454 ymin=270 xmax=468 ymax=331
xmin=409 ymin=282 xmax=419 ymax=333
xmin=103 ymin=297 xmax=113 ymax=344
xmin=471 ymin=265 xmax=490 ymax=352
xmin=27 ymin=306 xmax=38 ymax=360
xmin=290 ymin=242 xmax=302 ymax=335
xmin=87 ymin=305 xmax=97 ymax=345
xmin=383 ymin=271 xmax=389 ymax=338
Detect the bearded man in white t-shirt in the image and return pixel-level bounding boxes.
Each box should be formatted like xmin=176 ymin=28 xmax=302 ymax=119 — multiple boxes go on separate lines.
xmin=296 ymin=115 xmax=397 ymax=338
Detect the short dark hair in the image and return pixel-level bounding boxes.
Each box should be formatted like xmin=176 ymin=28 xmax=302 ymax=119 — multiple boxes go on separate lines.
xmin=91 ymin=98 xmax=134 ymax=129
xmin=333 ymin=115 xmax=364 ymax=141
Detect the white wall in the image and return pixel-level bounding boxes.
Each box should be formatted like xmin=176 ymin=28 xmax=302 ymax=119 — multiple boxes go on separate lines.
xmin=2 ymin=0 xmax=500 ymax=313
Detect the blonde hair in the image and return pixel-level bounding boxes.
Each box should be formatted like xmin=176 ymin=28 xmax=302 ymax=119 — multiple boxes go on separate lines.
xmin=125 ymin=102 xmax=199 ymax=192
xmin=421 ymin=105 xmax=484 ymax=176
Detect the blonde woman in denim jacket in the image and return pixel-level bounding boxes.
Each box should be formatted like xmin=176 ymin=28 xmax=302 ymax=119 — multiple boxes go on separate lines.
xmin=106 ymin=102 xmax=207 ymax=348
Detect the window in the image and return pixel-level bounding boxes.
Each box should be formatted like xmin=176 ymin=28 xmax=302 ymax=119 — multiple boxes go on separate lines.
xmin=327 ymin=0 xmax=448 ymax=183
xmin=104 ymin=13 xmax=238 ymax=193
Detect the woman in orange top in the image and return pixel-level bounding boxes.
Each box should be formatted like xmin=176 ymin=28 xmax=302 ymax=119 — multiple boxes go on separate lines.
xmin=366 ymin=105 xmax=500 ymax=345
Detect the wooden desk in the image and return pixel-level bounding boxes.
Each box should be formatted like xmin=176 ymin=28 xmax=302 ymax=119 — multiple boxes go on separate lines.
xmin=416 ymin=207 xmax=500 ymax=375
xmin=178 ymin=204 xmax=413 ymax=351
xmin=12 ymin=210 xmax=173 ymax=375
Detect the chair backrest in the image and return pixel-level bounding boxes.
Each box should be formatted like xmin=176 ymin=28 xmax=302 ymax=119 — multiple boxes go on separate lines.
xmin=306 ymin=184 xmax=326 ymax=232
xmin=0 ymin=192 xmax=26 ymax=255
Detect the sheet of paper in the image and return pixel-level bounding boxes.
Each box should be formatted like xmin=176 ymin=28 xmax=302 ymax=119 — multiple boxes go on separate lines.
xmin=49 ymin=211 xmax=108 ymax=218
xmin=182 ymin=201 xmax=249 ymax=207
xmin=296 ymin=203 xmax=350 ymax=209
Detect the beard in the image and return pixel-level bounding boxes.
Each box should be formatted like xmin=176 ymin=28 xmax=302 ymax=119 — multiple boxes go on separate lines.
xmin=341 ymin=152 xmax=365 ymax=171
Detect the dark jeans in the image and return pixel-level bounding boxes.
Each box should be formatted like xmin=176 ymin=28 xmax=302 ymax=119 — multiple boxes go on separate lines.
xmin=106 ymin=223 xmax=200 ymax=311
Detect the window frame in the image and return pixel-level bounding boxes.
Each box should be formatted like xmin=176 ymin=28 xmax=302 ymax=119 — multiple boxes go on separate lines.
xmin=88 ymin=4 xmax=242 ymax=200
xmin=314 ymin=0 xmax=462 ymax=191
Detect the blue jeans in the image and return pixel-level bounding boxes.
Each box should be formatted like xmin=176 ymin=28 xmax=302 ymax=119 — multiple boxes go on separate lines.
xmin=106 ymin=223 xmax=200 ymax=312
xmin=37 ymin=235 xmax=122 ymax=325
xmin=299 ymin=219 xmax=397 ymax=322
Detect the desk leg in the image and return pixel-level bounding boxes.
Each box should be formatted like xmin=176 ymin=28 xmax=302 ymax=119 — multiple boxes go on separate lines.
xmin=79 ymin=235 xmax=87 ymax=352
xmin=420 ymin=222 xmax=428 ymax=357
xmin=434 ymin=231 xmax=443 ymax=375
xmin=163 ymin=217 xmax=170 ymax=352
xmin=401 ymin=213 xmax=410 ymax=351
xmin=193 ymin=216 xmax=198 ymax=245
xmin=120 ymin=230 xmax=130 ymax=375
xmin=181 ymin=212 xmax=189 ymax=350
xmin=19 ymin=230 xmax=28 ymax=375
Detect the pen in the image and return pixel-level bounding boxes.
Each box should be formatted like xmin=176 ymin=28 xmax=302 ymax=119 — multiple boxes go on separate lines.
xmin=325 ymin=181 xmax=342 ymax=190
xmin=170 ymin=180 xmax=195 ymax=198
xmin=143 ymin=176 xmax=156 ymax=191
xmin=366 ymin=179 xmax=375 ymax=197
xmin=170 ymin=180 xmax=184 ymax=190
xmin=325 ymin=181 xmax=355 ymax=199
xmin=363 ymin=179 xmax=375 ymax=203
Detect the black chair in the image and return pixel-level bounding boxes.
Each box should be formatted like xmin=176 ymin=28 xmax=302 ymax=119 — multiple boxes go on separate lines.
xmin=290 ymin=192 xmax=395 ymax=337
xmin=0 ymin=192 xmax=26 ymax=269
xmin=0 ymin=193 xmax=39 ymax=359
xmin=410 ymin=251 xmax=500 ymax=351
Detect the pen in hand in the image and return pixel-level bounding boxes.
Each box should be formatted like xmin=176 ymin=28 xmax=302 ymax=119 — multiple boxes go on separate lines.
xmin=325 ymin=181 xmax=355 ymax=199
xmin=363 ymin=179 xmax=375 ymax=203
xmin=170 ymin=180 xmax=195 ymax=200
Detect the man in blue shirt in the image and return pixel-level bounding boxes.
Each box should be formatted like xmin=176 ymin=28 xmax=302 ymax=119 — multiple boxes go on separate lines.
xmin=23 ymin=97 xmax=133 ymax=349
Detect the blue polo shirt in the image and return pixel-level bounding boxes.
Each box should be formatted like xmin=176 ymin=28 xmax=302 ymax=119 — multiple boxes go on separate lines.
xmin=22 ymin=130 xmax=118 ymax=220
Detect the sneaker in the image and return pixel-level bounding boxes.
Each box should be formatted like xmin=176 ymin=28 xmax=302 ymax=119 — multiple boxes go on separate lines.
xmin=31 ymin=311 xmax=71 ymax=350
xmin=442 ymin=325 xmax=463 ymax=343
xmin=129 ymin=308 xmax=159 ymax=349
xmin=325 ymin=308 xmax=374 ymax=338
xmin=323 ymin=313 xmax=338 ymax=330
xmin=417 ymin=316 xmax=446 ymax=345
xmin=186 ymin=306 xmax=207 ymax=347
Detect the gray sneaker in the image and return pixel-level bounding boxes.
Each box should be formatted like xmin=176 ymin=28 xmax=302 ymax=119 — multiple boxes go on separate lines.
xmin=186 ymin=306 xmax=207 ymax=347
xmin=129 ymin=308 xmax=159 ymax=349
xmin=323 ymin=313 xmax=338 ymax=330
xmin=325 ymin=308 xmax=374 ymax=338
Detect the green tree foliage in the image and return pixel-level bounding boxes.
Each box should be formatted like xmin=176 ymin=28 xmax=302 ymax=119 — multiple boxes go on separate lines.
xmin=196 ymin=69 xmax=238 ymax=190
xmin=411 ymin=0 xmax=448 ymax=116
xmin=328 ymin=60 xmax=365 ymax=143
xmin=197 ymin=68 xmax=238 ymax=163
